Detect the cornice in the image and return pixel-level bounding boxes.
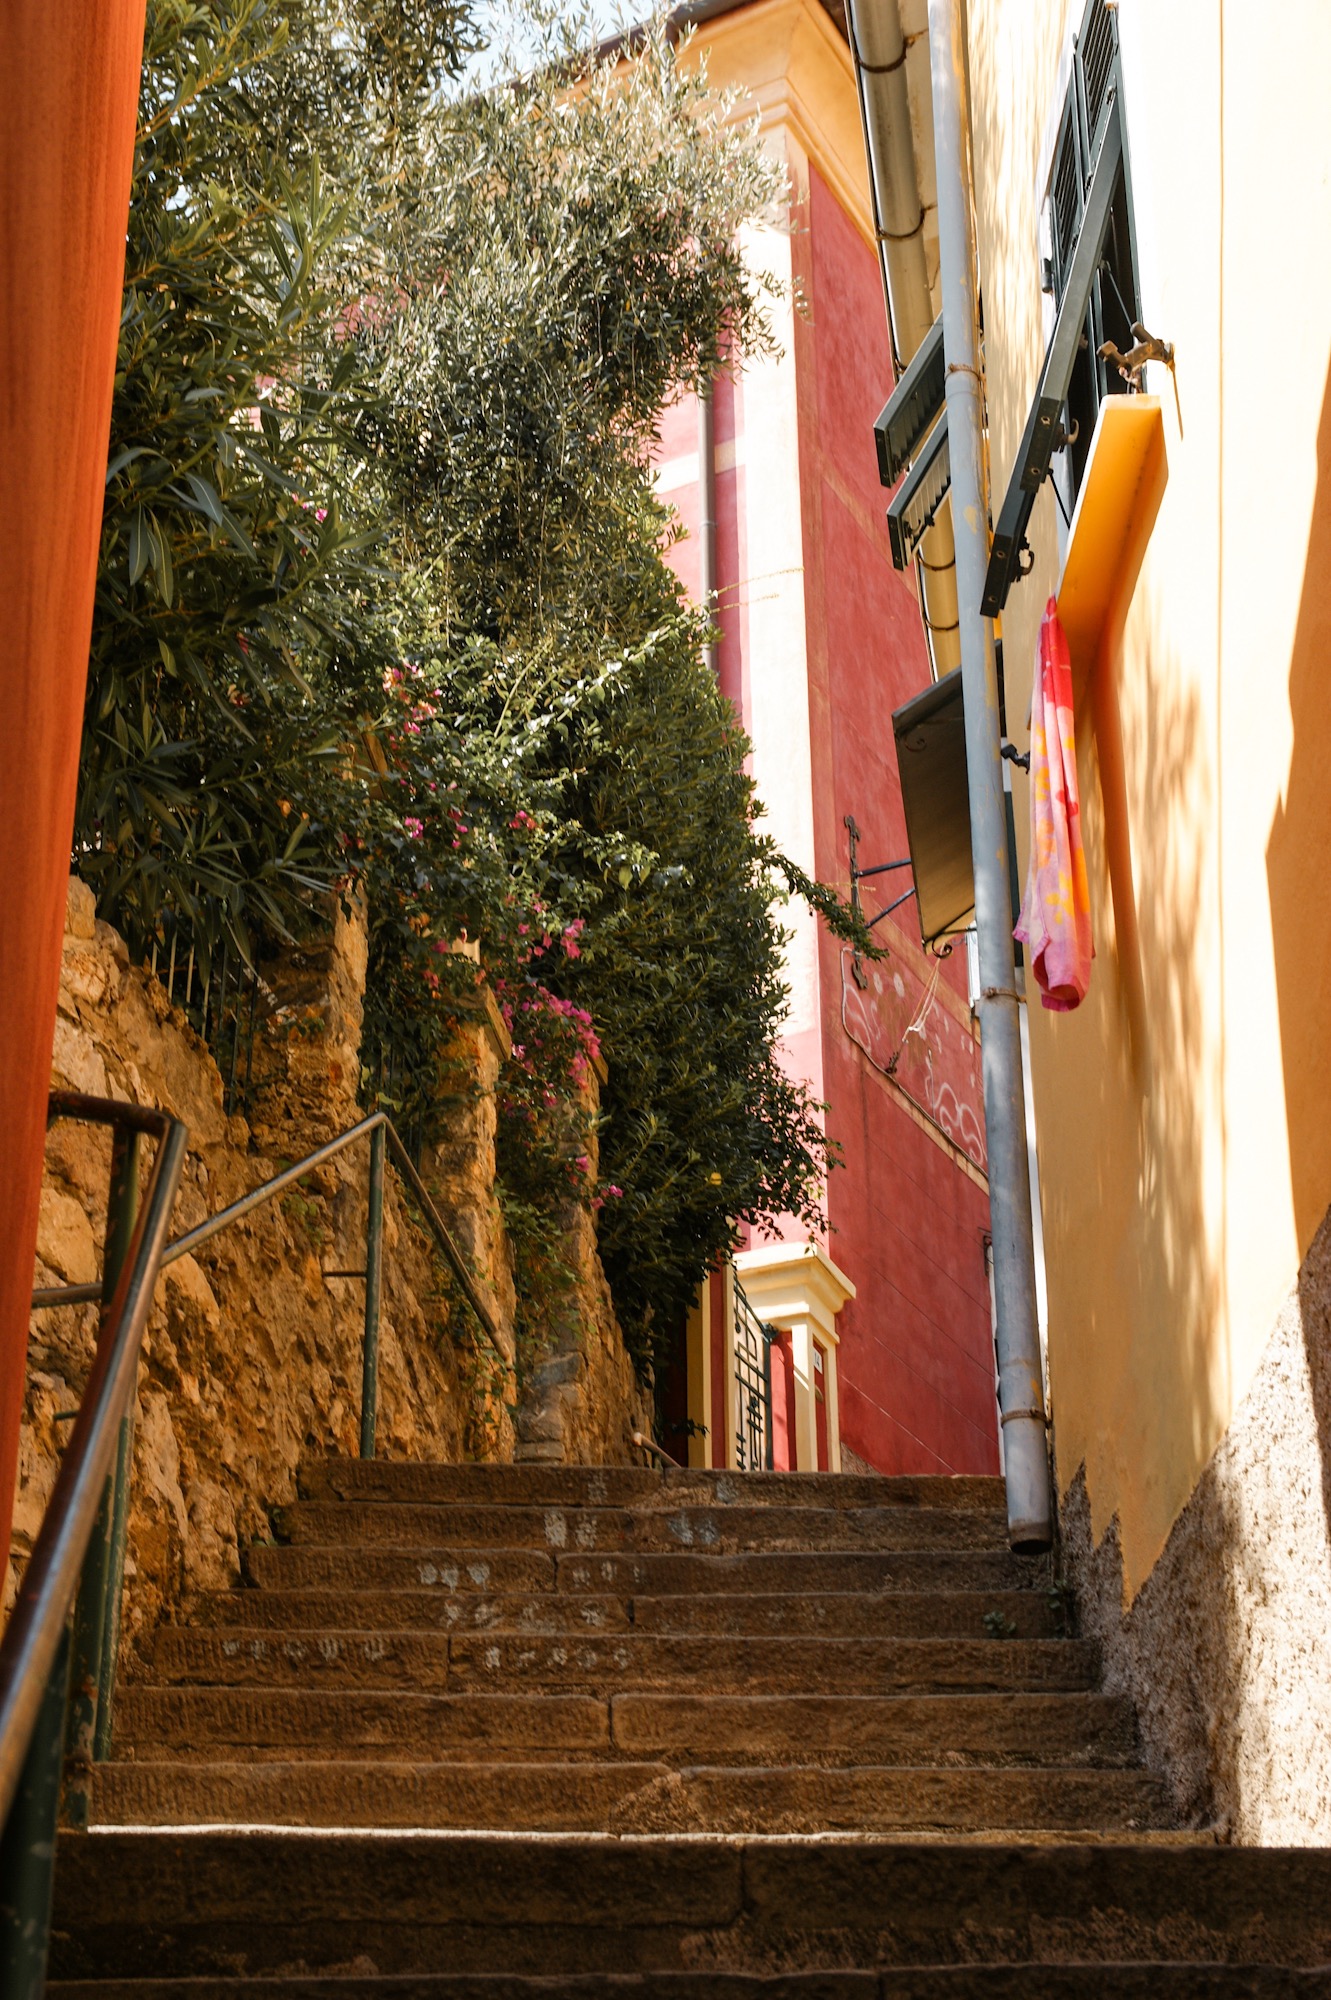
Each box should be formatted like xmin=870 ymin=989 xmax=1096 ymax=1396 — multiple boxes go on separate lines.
xmin=675 ymin=0 xmax=875 ymax=252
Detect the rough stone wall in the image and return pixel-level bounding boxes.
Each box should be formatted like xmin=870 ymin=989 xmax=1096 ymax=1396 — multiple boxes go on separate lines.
xmin=1062 ymin=1205 xmax=1331 ymax=1842
xmin=513 ymin=1061 xmax=654 ymax=1466
xmin=9 ymin=880 xmax=515 ymax=1650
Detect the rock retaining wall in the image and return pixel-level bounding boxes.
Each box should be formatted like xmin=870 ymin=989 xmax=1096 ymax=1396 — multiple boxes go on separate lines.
xmin=513 ymin=1060 xmax=653 ymax=1466
xmin=9 ymin=879 xmax=650 ymax=1651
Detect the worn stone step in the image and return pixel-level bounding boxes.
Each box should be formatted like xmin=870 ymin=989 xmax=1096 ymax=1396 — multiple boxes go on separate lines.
xmin=188 ymin=1587 xmax=1055 ymax=1640
xmin=50 ymin=1981 xmax=880 ymax=1999
xmin=632 ymin=1590 xmax=1058 ymax=1639
xmin=242 ymin=1544 xmax=1044 ymax=1597
xmin=70 ymin=1834 xmax=1331 ymax=1982
xmin=117 ymin=1688 xmax=611 ymax=1757
xmin=114 ymin=1687 xmax=1135 ymax=1768
xmin=442 ymin=1634 xmax=1097 ymax=1694
xmin=555 ymin=1550 xmax=1051 ymax=1595
xmin=147 ymin=1628 xmax=1093 ymax=1695
xmin=609 ymin=1691 xmax=1137 ymax=1767
xmin=46 ymin=1973 xmax=1331 ymax=1997
xmin=90 ymin=1759 xmax=1167 ymax=1833
xmin=45 ymin=1974 xmax=1331 ymax=1999
xmin=298 ymin=1459 xmax=1007 ymax=1515
xmin=271 ymin=1503 xmax=1009 ymax=1556
xmin=192 ymin=1590 xmax=632 ymax=1635
xmin=243 ymin=1544 xmax=559 ymax=1594
xmin=151 ymin=1628 xmax=453 ymax=1687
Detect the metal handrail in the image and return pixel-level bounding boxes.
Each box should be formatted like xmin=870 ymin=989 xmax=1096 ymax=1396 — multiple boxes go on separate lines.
xmin=0 ymin=1095 xmax=187 ymax=1829
xmin=4 ymin=1088 xmax=503 ymax=1994
xmin=31 ymin=1110 xmax=500 ymax=1347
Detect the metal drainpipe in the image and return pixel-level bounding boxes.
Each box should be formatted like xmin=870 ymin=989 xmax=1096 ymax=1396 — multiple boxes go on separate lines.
xmin=698 ymin=379 xmax=718 ymax=675
xmin=926 ymin=0 xmax=1051 ymax=1550
xmin=845 ymin=0 xmax=960 ymax=677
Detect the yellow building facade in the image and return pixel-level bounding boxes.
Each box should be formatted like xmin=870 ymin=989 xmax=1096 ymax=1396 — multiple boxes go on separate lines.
xmin=958 ymin=0 xmax=1331 ymax=1836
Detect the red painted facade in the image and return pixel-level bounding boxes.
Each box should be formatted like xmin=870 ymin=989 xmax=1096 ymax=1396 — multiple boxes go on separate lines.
xmin=658 ymin=152 xmax=999 ymax=1475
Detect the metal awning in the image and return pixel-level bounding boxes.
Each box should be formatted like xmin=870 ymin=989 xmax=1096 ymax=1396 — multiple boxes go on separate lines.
xmin=892 ymin=669 xmax=974 ymax=944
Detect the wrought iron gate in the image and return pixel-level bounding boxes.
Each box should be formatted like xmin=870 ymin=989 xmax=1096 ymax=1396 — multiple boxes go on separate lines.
xmin=732 ymin=1274 xmax=776 ymax=1471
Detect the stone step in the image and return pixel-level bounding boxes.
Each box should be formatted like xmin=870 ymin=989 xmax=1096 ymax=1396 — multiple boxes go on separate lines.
xmin=633 ymin=1590 xmax=1058 ymax=1639
xmin=147 ymin=1629 xmax=1096 ymax=1694
xmin=188 ymin=1587 xmax=1057 ymax=1640
xmin=270 ymin=1503 xmax=1010 ymax=1556
xmin=67 ymin=1832 xmax=1330 ymax=1986
xmin=90 ymin=1759 xmax=1169 ymax=1833
xmin=439 ymin=1634 xmax=1097 ymax=1695
xmin=192 ymin=1589 xmax=635 ymax=1635
xmin=243 ymin=1544 xmax=1047 ymax=1598
xmin=115 ymin=1688 xmax=1137 ymax=1767
xmin=45 ymin=1973 xmax=1331 ymax=1998
xmin=298 ymin=1460 xmax=1007 ymax=1514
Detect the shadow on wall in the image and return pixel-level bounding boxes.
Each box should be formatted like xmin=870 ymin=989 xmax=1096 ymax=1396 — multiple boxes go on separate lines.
xmin=1269 ymin=351 xmax=1331 ymax=1553
xmin=969 ymin=1 xmax=1227 ymax=1544
xmin=1268 ymin=357 xmax=1331 ymax=1265
xmin=1063 ymin=1205 xmax=1331 ymax=1843
xmin=1063 ymin=361 xmax=1331 ymax=1847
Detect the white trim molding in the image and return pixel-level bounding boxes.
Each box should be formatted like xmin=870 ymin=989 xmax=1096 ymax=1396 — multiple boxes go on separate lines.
xmin=733 ymin=1241 xmax=855 ymax=1472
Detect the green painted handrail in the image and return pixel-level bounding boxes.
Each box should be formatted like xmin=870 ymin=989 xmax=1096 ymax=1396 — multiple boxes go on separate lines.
xmin=7 ymin=1091 xmax=500 ymax=1999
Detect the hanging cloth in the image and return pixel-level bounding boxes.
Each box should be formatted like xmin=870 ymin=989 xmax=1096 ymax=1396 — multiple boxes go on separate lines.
xmin=1014 ymin=597 xmax=1093 ymax=1011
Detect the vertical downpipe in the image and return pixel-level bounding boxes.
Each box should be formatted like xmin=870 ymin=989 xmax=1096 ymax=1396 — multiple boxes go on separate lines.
xmin=360 ymin=1123 xmax=386 ymax=1460
xmin=697 ymin=381 xmax=718 ymax=676
xmin=926 ymin=0 xmax=1051 ymax=1548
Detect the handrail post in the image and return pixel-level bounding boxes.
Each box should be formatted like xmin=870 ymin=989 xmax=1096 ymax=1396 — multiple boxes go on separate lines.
xmin=761 ymin=1326 xmax=776 ymax=1473
xmin=359 ymin=1123 xmax=386 ymax=1460
xmin=0 ymin=1625 xmax=71 ymax=1999
xmin=63 ymin=1126 xmax=139 ymax=1825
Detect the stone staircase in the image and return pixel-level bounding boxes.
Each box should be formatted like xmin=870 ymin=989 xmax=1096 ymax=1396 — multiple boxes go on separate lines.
xmin=48 ymin=1463 xmax=1331 ymax=1992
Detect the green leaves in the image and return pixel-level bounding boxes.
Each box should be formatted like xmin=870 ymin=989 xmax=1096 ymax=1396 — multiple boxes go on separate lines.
xmin=81 ymin=0 xmax=846 ymax=1381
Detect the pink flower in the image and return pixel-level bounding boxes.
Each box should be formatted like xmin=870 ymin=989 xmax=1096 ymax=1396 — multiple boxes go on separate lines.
xmin=604 ymin=1185 xmax=623 ymax=1199
xmin=574 ymin=1154 xmax=591 ymax=1174
xmin=403 ymin=817 xmax=424 ymax=839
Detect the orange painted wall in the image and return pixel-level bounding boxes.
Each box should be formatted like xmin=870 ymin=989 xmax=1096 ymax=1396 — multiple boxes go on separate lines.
xmin=0 ymin=3 xmax=147 ymax=1564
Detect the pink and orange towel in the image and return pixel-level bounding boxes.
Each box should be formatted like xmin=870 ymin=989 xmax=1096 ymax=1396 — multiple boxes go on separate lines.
xmin=1014 ymin=598 xmax=1093 ymax=1012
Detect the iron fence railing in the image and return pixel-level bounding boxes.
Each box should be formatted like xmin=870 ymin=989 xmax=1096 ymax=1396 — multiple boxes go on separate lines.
xmin=3 ymin=1090 xmax=499 ymax=1996
xmin=147 ymin=913 xmax=262 ymax=1120
xmin=732 ymin=1273 xmax=776 ymax=1473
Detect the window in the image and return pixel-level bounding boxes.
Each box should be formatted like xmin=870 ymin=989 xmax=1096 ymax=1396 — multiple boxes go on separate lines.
xmin=983 ymin=0 xmax=1141 ymax=616
xmin=1045 ymin=0 xmax=1141 ymax=507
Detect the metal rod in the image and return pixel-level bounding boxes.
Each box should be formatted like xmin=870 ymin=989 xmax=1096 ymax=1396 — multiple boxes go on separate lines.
xmin=360 ymin=1124 xmax=386 ymax=1460
xmin=0 ymin=1105 xmax=187 ymax=1834
xmin=62 ymin=1124 xmax=139 ymax=1825
xmin=867 ymin=884 xmax=918 ymax=926
xmin=93 ymin=1406 xmax=135 ymax=1763
xmin=761 ymin=1327 xmax=775 ymax=1473
xmin=698 ymin=379 xmax=718 ymax=675
xmin=0 ymin=1624 xmax=71 ymax=2000
xmin=852 ymin=858 xmax=914 ymax=881
xmin=927 ymin=0 xmax=1051 ymax=1549
xmin=30 ymin=1113 xmax=501 ymax=1351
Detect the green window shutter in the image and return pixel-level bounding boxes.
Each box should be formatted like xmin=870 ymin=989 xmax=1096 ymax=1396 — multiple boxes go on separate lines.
xmin=982 ymin=96 xmax=1125 ymax=616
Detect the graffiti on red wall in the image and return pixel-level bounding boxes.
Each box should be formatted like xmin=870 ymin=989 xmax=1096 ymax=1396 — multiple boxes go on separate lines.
xmin=839 ymin=947 xmax=987 ymax=1174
